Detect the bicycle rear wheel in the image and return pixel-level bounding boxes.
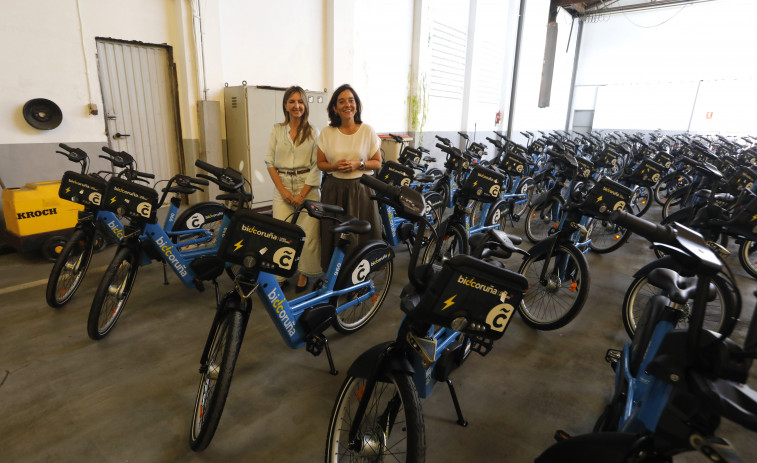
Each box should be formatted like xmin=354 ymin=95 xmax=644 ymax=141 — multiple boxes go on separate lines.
xmin=87 ymin=247 xmax=139 ymax=340
xmin=588 ymin=215 xmax=632 ymax=254
xmin=46 ymin=228 xmax=95 ymax=308
xmin=621 ymin=271 xmax=739 ymax=339
xmin=325 ymin=371 xmax=425 ymax=462
xmin=738 ymin=240 xmax=757 ymax=279
xmin=518 ymin=242 xmax=589 ymax=330
xmin=190 ymin=307 xmax=246 ymax=451
xmin=333 ymin=260 xmax=393 ymax=334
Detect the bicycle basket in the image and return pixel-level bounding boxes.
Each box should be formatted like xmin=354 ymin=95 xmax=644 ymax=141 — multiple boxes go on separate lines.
xmin=531 ymin=140 xmax=546 ymax=154
xmin=628 ymin=158 xmax=664 ymax=187
xmin=102 ymin=177 xmax=158 ymax=223
xmin=501 ymin=151 xmax=528 ymax=176
xmin=399 ymin=146 xmax=422 ymax=165
xmin=576 ymin=157 xmax=594 ymax=180
xmin=412 ymin=254 xmax=528 ymax=341
xmin=655 ymin=152 xmax=673 ymax=170
xmin=59 ymin=171 xmax=107 ymax=207
xmin=582 ymin=176 xmax=634 ymax=218
xmin=219 ymin=209 xmax=305 ymax=278
xmin=595 ymin=148 xmax=619 ymax=169
xmin=459 ymin=165 xmax=505 ymax=203
xmin=377 ymin=161 xmax=414 ymax=187
xmin=726 ymin=166 xmax=757 ymax=194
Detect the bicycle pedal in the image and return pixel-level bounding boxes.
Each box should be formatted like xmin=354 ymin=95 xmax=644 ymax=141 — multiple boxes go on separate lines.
xmin=305 ymin=334 xmax=325 ymax=356
xmin=605 ymin=349 xmax=621 ymax=370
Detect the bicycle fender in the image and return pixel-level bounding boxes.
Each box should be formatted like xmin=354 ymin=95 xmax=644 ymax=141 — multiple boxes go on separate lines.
xmin=346 ymin=341 xmax=415 ymax=379
xmin=174 ymin=201 xmax=227 ymax=229
xmin=486 ymin=199 xmax=509 ymax=225
xmin=632 ymin=255 xmax=687 ymax=278
xmin=335 ymin=240 xmax=394 ymax=289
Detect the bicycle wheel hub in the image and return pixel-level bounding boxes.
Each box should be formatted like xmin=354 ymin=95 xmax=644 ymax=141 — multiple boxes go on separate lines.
xmin=348 ymin=430 xmax=385 ymax=459
xmin=542 ymin=274 xmax=562 ymax=291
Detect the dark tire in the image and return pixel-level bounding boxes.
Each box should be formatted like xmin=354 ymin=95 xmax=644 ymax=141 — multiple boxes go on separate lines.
xmin=621 ymin=272 xmax=740 ymax=339
xmin=738 ymin=240 xmax=757 ymax=279
xmin=422 ymin=191 xmax=445 ymax=230
xmin=87 ymin=247 xmax=139 ymax=340
xmin=41 ymin=235 xmax=69 ymax=262
xmin=524 ymin=197 xmax=563 ymax=244
xmin=46 ymin=229 xmax=95 ymax=308
xmin=173 ymin=202 xmax=227 ymax=249
xmin=654 ymin=173 xmax=690 ymax=205
xmin=629 ymin=185 xmax=652 ymax=217
xmin=325 ymin=371 xmax=425 ymax=463
xmin=421 ymin=222 xmax=469 ymax=267
xmin=588 ymin=212 xmax=633 ymax=254
xmin=661 ymin=188 xmax=688 ymax=219
xmin=434 ymin=182 xmax=451 ymax=211
xmin=189 ymin=308 xmax=246 ymax=451
xmin=513 ymin=176 xmax=534 ymax=217
xmin=332 ymin=260 xmax=393 ymax=334
xmin=518 ymin=242 xmax=590 ymax=330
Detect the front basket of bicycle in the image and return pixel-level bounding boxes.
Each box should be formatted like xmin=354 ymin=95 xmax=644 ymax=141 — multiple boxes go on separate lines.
xmin=102 ymin=177 xmax=159 ymax=223
xmin=595 ymin=148 xmax=619 ymax=169
xmin=628 ymin=158 xmax=665 ymax=187
xmin=412 ymin=254 xmax=528 ymax=342
xmin=399 ymin=146 xmax=423 ymax=165
xmin=501 ymin=151 xmax=528 ymax=176
xmin=726 ymin=166 xmax=757 ymax=195
xmin=377 ymin=161 xmax=414 ymax=187
xmin=219 ymin=209 xmax=305 ymax=278
xmin=576 ymin=156 xmax=595 ymax=180
xmin=59 ymin=171 xmax=107 ymax=207
xmin=581 ymin=176 xmax=634 ymax=218
xmin=655 ymin=151 xmax=673 ymax=170
xmin=459 ymin=165 xmax=505 ymax=203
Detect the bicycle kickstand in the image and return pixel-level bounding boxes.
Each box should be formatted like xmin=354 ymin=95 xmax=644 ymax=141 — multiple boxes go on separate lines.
xmin=445 ymin=378 xmax=468 ymax=427
xmin=162 ymin=261 xmax=169 ymax=285
xmin=305 ymin=333 xmax=339 ymax=376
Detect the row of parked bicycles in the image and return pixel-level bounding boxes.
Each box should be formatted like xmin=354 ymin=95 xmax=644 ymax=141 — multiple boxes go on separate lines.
xmin=42 ymin=126 xmax=757 ymax=461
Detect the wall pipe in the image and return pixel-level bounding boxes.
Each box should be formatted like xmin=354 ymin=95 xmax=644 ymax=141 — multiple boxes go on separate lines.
xmin=507 ymin=0 xmax=527 ymax=139
xmin=564 ymin=17 xmax=584 ymax=131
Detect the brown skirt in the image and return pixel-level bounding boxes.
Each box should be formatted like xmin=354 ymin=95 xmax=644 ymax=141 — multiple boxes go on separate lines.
xmin=319 ymin=175 xmax=383 ymax=270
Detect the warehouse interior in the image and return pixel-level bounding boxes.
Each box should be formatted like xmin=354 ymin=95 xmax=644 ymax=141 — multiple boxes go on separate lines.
xmin=1 ymin=1 xmax=756 ymax=462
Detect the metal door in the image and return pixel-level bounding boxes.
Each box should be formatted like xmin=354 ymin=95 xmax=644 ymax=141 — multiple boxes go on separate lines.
xmin=96 ymin=39 xmax=182 ymax=182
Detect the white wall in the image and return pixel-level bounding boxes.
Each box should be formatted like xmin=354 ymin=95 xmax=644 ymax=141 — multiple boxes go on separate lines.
xmin=576 ymin=0 xmax=757 ymax=134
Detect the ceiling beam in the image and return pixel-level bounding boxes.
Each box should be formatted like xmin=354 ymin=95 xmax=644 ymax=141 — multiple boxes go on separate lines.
xmin=584 ymin=0 xmax=716 ymax=16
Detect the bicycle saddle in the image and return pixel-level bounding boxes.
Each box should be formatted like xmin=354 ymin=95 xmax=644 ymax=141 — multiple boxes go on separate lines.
xmin=647 ymin=268 xmax=716 ymax=304
xmin=331 ymin=218 xmax=371 ymax=235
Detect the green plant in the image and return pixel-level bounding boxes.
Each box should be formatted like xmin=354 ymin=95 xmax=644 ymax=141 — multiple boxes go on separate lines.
xmin=407 ymin=72 xmax=428 ymax=145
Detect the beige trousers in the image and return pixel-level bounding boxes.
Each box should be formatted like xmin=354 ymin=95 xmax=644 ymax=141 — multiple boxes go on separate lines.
xmin=272 ymin=173 xmax=322 ymax=278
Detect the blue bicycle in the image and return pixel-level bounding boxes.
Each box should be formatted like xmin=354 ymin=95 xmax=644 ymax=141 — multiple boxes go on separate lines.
xmin=47 ymin=145 xmax=225 ymax=308
xmin=325 ymin=175 xmax=529 ymax=462
xmin=536 ymin=210 xmax=757 ymax=463
xmin=85 ymin=159 xmax=242 ymax=340
xmin=187 ymin=179 xmax=416 ymax=451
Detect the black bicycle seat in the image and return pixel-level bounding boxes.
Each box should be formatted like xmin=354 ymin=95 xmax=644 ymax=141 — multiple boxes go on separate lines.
xmin=331 ymin=218 xmax=371 ymax=235
xmin=647 ymin=268 xmax=716 ymax=304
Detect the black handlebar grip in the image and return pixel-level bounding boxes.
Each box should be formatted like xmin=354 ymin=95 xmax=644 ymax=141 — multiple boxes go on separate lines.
xmin=137 ymin=171 xmax=156 ymax=179
xmin=360 ymin=175 xmax=400 ymax=201
xmin=102 ymin=146 xmax=120 ymax=156
xmin=59 ymin=143 xmax=74 ymax=152
xmin=435 ymin=135 xmax=450 ymax=145
xmin=194 ymin=159 xmax=224 ymax=177
xmin=609 ymin=210 xmax=676 ymax=245
xmin=191 ymin=177 xmax=210 ymax=186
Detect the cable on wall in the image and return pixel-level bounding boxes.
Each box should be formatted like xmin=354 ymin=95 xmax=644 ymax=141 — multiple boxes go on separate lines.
xmin=621 ymin=4 xmax=689 ymax=28
xmin=76 ymin=0 xmax=94 ymax=110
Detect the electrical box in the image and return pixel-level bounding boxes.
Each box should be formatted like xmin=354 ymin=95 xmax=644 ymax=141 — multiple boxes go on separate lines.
xmin=224 ymin=85 xmax=330 ymax=209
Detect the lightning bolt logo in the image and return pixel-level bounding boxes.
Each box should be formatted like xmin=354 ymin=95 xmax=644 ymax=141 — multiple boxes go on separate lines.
xmin=596 ymin=195 xmax=603 ymax=203
xmin=441 ymin=295 xmax=457 ymax=311
xmin=110 ymin=196 xmax=116 ymax=204
xmin=65 ymin=187 xmax=70 ymax=193
xmin=233 ymin=239 xmax=244 ymax=252
xmin=752 ymin=213 xmax=757 ymax=222
xmin=473 ymin=181 xmax=478 ymax=187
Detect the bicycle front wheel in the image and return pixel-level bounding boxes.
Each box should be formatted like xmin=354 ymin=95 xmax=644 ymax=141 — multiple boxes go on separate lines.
xmin=333 ymin=260 xmax=394 ymax=334
xmin=588 ymin=216 xmax=632 ymax=254
xmin=87 ymin=247 xmax=139 ymax=340
xmin=190 ymin=308 xmax=246 ymax=451
xmin=46 ymin=229 xmax=95 ymax=308
xmin=621 ymin=271 xmax=739 ymax=339
xmin=518 ymin=242 xmax=590 ymax=330
xmin=325 ymin=371 xmax=425 ymax=463
xmin=421 ymin=222 xmax=469 ymax=267
xmin=524 ymin=197 xmax=562 ymax=244
xmin=738 ymin=240 xmax=757 ymax=279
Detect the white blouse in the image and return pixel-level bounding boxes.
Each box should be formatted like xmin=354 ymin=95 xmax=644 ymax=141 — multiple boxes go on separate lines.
xmin=265 ymin=123 xmax=321 ymax=188
xmin=317 ymin=124 xmax=381 ymax=180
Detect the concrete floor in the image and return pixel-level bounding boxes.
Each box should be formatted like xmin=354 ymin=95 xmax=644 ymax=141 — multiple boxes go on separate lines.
xmin=1 ymin=205 xmax=756 ymax=462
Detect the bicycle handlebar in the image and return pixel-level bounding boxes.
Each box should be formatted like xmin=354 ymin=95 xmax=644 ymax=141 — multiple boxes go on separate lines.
xmin=609 ymin=210 xmax=676 ymax=245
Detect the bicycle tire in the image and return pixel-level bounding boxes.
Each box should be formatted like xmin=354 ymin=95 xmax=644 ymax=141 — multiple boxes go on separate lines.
xmin=189 ymin=307 xmax=246 ymax=451
xmin=738 ymin=240 xmax=757 ymax=279
xmin=588 ymin=211 xmax=633 ymax=254
xmin=86 ymin=246 xmax=139 ymax=340
xmin=518 ymin=242 xmax=590 ymax=330
xmin=421 ymin=222 xmax=469 ymax=267
xmin=661 ymin=188 xmax=688 ymax=219
xmin=513 ymin=176 xmax=534 ymax=217
xmin=621 ymin=272 xmax=740 ymax=339
xmin=654 ymin=173 xmax=690 ymax=206
xmin=524 ymin=197 xmax=563 ymax=244
xmin=629 ymin=185 xmax=652 ymax=217
xmin=325 ymin=371 xmax=425 ymax=462
xmin=332 ymin=260 xmax=393 ymax=334
xmin=46 ymin=229 xmax=95 ymax=308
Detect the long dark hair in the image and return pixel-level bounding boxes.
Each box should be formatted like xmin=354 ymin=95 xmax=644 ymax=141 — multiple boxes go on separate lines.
xmin=327 ymin=83 xmax=363 ymax=127
xmin=281 ymin=85 xmax=314 ymax=146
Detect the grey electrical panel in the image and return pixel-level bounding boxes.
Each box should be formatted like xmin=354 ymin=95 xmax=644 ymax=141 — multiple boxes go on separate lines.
xmin=224 ymin=85 xmax=330 ymax=209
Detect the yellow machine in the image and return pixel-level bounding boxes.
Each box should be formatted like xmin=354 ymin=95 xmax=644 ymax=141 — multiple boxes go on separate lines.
xmin=1 ymin=180 xmax=83 ymax=260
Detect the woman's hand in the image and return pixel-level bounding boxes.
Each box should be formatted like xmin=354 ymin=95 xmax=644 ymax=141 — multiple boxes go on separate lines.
xmin=281 ymin=189 xmax=296 ymax=205
xmin=336 ymin=159 xmax=359 ymax=173
xmin=291 ymin=192 xmax=305 ymax=206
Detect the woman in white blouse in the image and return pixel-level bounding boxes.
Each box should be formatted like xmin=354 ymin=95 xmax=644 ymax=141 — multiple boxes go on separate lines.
xmin=316 ymin=83 xmax=382 ymax=271
xmin=266 ymin=85 xmax=322 ymax=292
